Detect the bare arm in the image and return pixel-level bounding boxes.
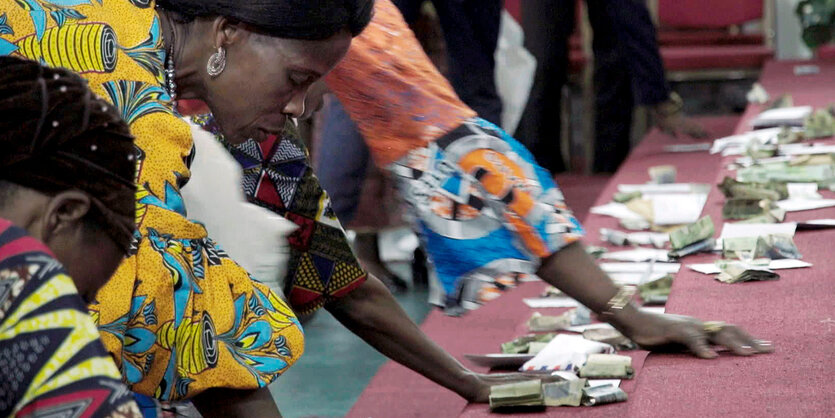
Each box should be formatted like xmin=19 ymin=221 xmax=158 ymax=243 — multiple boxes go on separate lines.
xmin=192 ymin=386 xmax=282 ymax=418
xmin=325 ymin=276 xmax=485 ymax=400
xmin=537 ymin=242 xmax=772 ymax=358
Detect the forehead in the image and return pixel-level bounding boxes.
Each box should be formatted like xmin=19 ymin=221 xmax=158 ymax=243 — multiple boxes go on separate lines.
xmin=253 ymin=30 xmax=352 ymax=75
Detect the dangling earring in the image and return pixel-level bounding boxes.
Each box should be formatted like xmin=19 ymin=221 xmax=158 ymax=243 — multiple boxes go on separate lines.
xmin=207 ymin=47 xmax=226 ymax=77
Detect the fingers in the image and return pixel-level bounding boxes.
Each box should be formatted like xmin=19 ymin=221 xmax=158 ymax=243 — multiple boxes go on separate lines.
xmin=711 ymin=326 xmax=774 ymax=356
xmin=680 ymin=325 xmax=718 ymax=359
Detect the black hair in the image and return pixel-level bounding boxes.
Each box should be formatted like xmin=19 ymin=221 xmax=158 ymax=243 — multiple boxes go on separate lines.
xmin=156 ymin=0 xmax=374 ymax=40
xmin=0 ymin=56 xmax=136 ymax=252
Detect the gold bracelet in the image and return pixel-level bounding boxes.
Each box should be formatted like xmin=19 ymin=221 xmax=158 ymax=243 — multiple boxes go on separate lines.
xmin=703 ymin=321 xmax=726 ymax=335
xmin=601 ymin=286 xmax=636 ymax=317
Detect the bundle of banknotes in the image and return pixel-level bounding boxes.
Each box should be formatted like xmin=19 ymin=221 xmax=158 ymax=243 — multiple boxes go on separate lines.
xmin=501 ymin=333 xmax=557 ymax=354
xmin=490 ymin=378 xmax=629 ymax=410
xmin=489 ymin=379 xmax=545 ymax=410
xmin=716 ymin=260 xmax=780 ymax=283
xmin=578 ymin=354 xmax=635 ymax=379
xmin=668 ymin=216 xmax=716 ymax=258
xmin=637 ymin=274 xmax=673 ymax=304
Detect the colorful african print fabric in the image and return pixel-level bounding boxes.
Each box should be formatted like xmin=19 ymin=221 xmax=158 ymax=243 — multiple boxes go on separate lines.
xmin=0 ymin=1 xmax=303 ymax=401
xmin=0 ymin=219 xmax=141 ymax=418
xmin=391 ymin=119 xmax=585 ymax=310
xmin=191 ymin=115 xmax=367 ymax=315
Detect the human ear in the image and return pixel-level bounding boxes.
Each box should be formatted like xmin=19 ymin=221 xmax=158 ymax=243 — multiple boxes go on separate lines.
xmin=41 ymin=190 xmax=91 ymax=243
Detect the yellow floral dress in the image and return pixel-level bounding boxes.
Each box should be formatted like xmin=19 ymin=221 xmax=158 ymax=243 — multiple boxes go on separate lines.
xmin=0 ymin=0 xmax=303 ymax=401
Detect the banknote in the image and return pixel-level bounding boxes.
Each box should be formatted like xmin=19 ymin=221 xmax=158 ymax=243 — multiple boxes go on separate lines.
xmin=719 ymin=177 xmax=787 ymax=201
xmin=669 ymin=216 xmax=714 ymax=250
xmin=736 ymin=163 xmax=834 ymax=184
xmin=752 ymin=234 xmax=802 ymax=260
xmin=649 ymin=165 xmax=677 ymax=184
xmin=723 ymin=198 xmax=772 ymax=220
xmin=502 ymin=334 xmax=557 ymax=354
xmin=716 ymin=261 xmax=780 ymax=283
xmin=528 ymin=311 xmax=573 ymax=332
xmin=489 ymin=379 xmax=544 ymax=410
xmin=637 ymin=274 xmax=673 ymax=304
xmin=804 ymin=108 xmax=835 ymax=139
xmin=543 ymin=379 xmax=586 ymax=407
xmin=613 ymin=191 xmax=642 ymax=203
xmin=582 ymin=384 xmax=628 ymax=406
xmin=668 ymin=238 xmax=716 ymax=259
xmin=582 ymin=328 xmax=637 ymax=351
xmin=579 ymin=354 xmax=634 ymax=379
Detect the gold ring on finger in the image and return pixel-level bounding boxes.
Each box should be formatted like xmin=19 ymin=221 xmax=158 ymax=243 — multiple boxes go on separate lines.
xmin=703 ymin=321 xmax=726 ymax=335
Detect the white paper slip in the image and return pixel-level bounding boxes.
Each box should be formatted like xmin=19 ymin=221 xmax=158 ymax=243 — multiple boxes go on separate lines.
xmin=523 ymin=297 xmax=583 ymax=309
xmin=650 ymin=193 xmax=708 ymax=225
xmin=589 ymin=202 xmax=647 ymax=221
xmin=803 ymin=219 xmax=835 ymax=226
xmin=566 ymin=323 xmax=615 ymax=333
xmin=787 ymin=183 xmax=823 ymax=200
xmin=776 ymin=199 xmax=835 ymax=212
xmin=600 ymin=248 xmax=671 ymax=263
xmin=587 ymin=379 xmax=621 ymax=388
xmin=750 ymin=106 xmax=812 ymax=128
xmin=608 ymin=272 xmax=670 ymax=286
xmin=600 ymin=262 xmax=681 ymax=274
xmin=687 ymin=259 xmax=813 ymax=275
xmin=711 ymin=128 xmax=783 ymax=154
xmin=521 ymin=334 xmax=614 ymax=372
xmin=720 ymin=223 xmax=797 ymax=239
xmin=779 ymin=144 xmax=835 ymax=156
xmin=617 ymin=183 xmax=708 ymax=194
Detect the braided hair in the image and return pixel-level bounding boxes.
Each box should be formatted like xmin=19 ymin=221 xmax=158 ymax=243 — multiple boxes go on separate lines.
xmin=155 ymin=0 xmax=374 ymax=40
xmin=0 ymin=56 xmax=137 ymax=253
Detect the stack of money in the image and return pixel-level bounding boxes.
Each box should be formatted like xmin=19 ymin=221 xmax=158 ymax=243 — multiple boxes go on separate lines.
xmin=753 ymin=234 xmax=802 ymax=260
xmin=716 ymin=261 xmax=780 ymax=284
xmin=489 ymin=379 xmax=545 ymax=410
xmin=579 ymin=354 xmax=634 ymax=379
xmin=736 ymin=163 xmax=834 ymax=184
xmin=804 ymin=108 xmax=835 ymax=138
xmin=581 ymin=384 xmax=628 ymax=406
xmin=528 ymin=311 xmax=573 ymax=332
xmin=637 ymin=274 xmax=673 ymax=305
xmin=668 ymin=216 xmax=715 ymax=259
xmin=601 ymin=228 xmax=668 ymax=248
xmin=501 ymin=334 xmax=556 ymax=354
xmin=583 ymin=328 xmax=636 ymax=350
xmin=719 ymin=177 xmax=787 ymax=201
xmin=777 ymin=126 xmax=805 ymax=144
xmin=543 ymin=379 xmax=587 ymax=407
xmin=613 ymin=191 xmax=642 ymax=203
xmin=649 ymin=165 xmax=677 ymax=184
xmin=722 ymin=198 xmax=774 ymax=220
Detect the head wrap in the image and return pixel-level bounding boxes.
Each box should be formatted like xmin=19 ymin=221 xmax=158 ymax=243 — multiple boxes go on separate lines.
xmin=0 ymin=56 xmax=136 ymax=253
xmin=155 ymin=0 xmax=374 ymax=40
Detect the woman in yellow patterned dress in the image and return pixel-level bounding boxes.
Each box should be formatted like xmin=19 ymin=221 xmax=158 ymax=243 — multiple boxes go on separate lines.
xmin=0 ymin=0 xmax=372 ymax=416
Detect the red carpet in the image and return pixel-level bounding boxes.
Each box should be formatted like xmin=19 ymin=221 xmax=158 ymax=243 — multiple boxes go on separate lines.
xmin=348 ymin=114 xmax=745 ymax=418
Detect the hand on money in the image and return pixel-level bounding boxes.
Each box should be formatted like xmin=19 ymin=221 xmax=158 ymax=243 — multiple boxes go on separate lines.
xmin=611 ymin=310 xmax=774 ymax=359
xmin=466 ymin=373 xmax=562 ymax=403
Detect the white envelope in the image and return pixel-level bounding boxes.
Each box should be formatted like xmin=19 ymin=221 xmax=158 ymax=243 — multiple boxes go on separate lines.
xmin=520 ymin=334 xmax=614 ymax=372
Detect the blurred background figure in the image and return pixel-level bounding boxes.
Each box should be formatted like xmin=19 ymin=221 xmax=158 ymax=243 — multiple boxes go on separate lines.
xmin=315 ymin=1 xmax=504 ymax=293
xmin=516 ymin=0 xmax=708 ymax=174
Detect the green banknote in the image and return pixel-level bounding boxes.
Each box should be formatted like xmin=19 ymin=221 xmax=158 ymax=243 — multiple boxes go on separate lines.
xmin=489 ymin=379 xmax=545 ymax=410
xmin=669 ymin=216 xmax=714 ymax=250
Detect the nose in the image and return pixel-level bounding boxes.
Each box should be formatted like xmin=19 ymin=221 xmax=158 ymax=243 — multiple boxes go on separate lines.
xmin=282 ymin=90 xmax=307 ymax=119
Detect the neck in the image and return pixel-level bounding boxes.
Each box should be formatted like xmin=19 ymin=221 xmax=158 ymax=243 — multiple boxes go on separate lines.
xmin=157 ymin=9 xmax=206 ymax=100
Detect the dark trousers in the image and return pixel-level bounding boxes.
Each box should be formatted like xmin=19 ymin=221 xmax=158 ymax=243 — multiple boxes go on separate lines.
xmin=396 ymin=0 xmax=504 ymax=125
xmin=516 ymin=0 xmax=663 ymax=173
